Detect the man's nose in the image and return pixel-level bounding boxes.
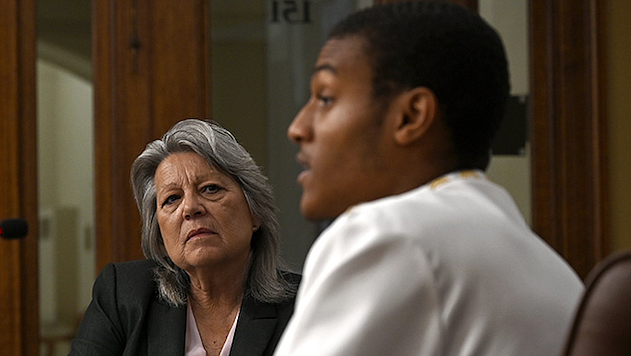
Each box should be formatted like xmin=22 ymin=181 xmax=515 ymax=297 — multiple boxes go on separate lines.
xmin=288 ymin=104 xmax=313 ymax=144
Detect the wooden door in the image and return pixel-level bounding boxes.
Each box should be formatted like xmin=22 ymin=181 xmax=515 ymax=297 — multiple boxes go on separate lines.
xmin=530 ymin=0 xmax=608 ymax=278
xmin=0 ymin=0 xmax=39 ymax=355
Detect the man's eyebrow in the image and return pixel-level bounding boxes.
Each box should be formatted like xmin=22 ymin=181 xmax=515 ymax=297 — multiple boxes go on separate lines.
xmin=312 ymin=64 xmax=337 ymax=76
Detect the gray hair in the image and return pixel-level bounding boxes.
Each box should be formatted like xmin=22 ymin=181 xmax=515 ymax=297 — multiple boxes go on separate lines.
xmin=131 ymin=118 xmax=295 ymax=306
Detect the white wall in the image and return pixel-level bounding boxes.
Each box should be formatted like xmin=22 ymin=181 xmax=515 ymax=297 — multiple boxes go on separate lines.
xmin=607 ymin=1 xmax=631 ymax=251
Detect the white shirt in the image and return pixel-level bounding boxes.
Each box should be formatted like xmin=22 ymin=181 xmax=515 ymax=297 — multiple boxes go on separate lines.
xmin=274 ymin=170 xmax=584 ymax=356
xmin=185 ymin=303 xmax=239 ymax=356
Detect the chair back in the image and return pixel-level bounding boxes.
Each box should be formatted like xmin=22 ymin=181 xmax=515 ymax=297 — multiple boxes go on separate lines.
xmin=561 ymin=251 xmax=631 ymax=356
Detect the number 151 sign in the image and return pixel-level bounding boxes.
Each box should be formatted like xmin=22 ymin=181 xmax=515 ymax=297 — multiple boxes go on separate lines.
xmin=271 ymin=0 xmax=312 ymax=24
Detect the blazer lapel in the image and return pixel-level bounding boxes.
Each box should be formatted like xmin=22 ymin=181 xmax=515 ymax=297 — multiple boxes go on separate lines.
xmin=230 ymin=296 xmax=278 ymax=356
xmin=146 ymin=299 xmax=187 ymax=356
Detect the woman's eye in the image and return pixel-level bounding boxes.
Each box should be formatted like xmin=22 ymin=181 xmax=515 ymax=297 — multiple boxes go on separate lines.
xmin=202 ymin=184 xmax=222 ymax=194
xmin=163 ymin=195 xmax=180 ymax=206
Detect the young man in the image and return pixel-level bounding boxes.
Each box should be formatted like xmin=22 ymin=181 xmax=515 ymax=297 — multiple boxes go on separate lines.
xmin=274 ymin=2 xmax=583 ymax=356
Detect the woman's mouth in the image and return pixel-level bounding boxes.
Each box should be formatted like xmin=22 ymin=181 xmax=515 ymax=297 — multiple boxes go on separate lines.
xmin=186 ymin=228 xmax=216 ymax=241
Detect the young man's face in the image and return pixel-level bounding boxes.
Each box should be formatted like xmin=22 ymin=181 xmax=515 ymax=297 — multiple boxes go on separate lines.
xmin=288 ymin=35 xmax=400 ymax=221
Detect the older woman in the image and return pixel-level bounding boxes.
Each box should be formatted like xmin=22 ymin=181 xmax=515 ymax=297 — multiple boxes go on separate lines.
xmin=70 ymin=119 xmax=299 ymax=356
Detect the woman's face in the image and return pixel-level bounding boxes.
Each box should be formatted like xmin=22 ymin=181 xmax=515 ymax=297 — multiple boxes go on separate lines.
xmin=154 ymin=152 xmax=258 ymax=273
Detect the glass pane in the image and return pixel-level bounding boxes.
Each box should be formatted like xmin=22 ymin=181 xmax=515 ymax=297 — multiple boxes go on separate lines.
xmin=211 ymin=0 xmax=533 ymax=272
xmin=37 ymin=0 xmax=94 ymax=354
xmin=211 ymin=0 xmax=371 ymax=270
xmin=480 ymin=0 xmax=532 ymax=224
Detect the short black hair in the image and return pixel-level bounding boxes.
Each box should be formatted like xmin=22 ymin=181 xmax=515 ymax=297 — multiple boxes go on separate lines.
xmin=329 ymin=1 xmax=510 ymax=170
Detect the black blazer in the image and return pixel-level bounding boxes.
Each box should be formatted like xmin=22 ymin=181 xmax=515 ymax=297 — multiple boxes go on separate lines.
xmin=69 ymin=259 xmax=299 ymax=356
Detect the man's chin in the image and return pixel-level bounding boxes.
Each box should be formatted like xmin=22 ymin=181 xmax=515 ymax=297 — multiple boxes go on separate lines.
xmin=300 ymin=199 xmax=342 ymax=222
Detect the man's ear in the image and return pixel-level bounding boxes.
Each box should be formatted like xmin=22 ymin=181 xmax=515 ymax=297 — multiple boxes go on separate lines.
xmin=393 ymin=87 xmax=437 ymax=146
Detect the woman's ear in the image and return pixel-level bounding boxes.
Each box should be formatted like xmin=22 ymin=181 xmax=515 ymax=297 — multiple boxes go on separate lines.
xmin=393 ymin=87 xmax=437 ymax=146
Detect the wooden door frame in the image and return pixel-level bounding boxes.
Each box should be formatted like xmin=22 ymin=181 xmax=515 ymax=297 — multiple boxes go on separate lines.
xmin=0 ymin=0 xmax=39 ymax=355
xmin=93 ymin=0 xmax=212 ymax=270
xmin=530 ymin=0 xmax=608 ymax=278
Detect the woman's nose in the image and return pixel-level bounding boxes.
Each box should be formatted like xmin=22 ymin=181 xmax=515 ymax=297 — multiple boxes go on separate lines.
xmin=182 ymin=194 xmax=206 ymax=219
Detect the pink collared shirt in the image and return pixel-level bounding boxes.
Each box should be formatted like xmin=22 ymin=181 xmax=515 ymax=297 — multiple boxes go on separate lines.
xmin=185 ymin=303 xmax=240 ymax=356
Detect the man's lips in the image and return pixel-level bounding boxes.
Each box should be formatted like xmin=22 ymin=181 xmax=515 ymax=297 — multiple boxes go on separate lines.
xmin=296 ymin=152 xmax=311 ymax=183
xmin=296 ymin=152 xmax=310 ymax=169
xmin=186 ymin=228 xmax=216 ymax=241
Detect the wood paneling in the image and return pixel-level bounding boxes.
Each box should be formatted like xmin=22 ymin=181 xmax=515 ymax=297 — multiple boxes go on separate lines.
xmin=529 ymin=0 xmax=608 ymax=278
xmin=93 ymin=0 xmax=211 ymax=271
xmin=0 ymin=0 xmax=39 ymax=355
